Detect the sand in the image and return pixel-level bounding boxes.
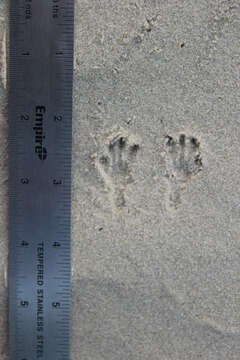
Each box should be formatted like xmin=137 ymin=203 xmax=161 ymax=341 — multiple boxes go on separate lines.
xmin=1 ymin=0 xmax=240 ymax=359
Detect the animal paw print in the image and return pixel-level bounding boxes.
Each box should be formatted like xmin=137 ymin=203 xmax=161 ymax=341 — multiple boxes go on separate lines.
xmin=96 ymin=128 xmax=140 ymax=209
xmin=164 ymin=133 xmax=202 ymax=209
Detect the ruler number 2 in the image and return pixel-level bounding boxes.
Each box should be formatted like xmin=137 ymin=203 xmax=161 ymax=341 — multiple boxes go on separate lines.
xmin=21 ymin=114 xmax=29 ymax=121
xmin=54 ymin=115 xmax=62 ymax=122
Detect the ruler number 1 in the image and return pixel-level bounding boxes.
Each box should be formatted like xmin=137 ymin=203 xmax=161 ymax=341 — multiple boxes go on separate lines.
xmin=53 ymin=179 xmax=62 ymax=185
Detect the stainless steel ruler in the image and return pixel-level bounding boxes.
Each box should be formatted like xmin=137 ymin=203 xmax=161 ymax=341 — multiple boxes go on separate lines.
xmin=8 ymin=0 xmax=74 ymax=359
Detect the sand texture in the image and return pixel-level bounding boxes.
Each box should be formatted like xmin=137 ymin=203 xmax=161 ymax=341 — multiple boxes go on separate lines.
xmin=1 ymin=0 xmax=240 ymax=359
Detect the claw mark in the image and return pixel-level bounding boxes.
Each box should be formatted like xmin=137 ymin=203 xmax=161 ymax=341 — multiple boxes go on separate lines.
xmin=164 ymin=133 xmax=202 ymax=210
xmin=95 ymin=126 xmax=140 ymax=210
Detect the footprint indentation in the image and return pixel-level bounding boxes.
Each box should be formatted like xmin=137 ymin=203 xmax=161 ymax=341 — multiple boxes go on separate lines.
xmin=164 ymin=133 xmax=202 ymax=209
xmin=96 ymin=127 xmax=140 ymax=209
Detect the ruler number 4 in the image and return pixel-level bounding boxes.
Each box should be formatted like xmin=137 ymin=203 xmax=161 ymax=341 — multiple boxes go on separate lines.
xmin=53 ymin=242 xmax=61 ymax=247
xmin=21 ymin=240 xmax=29 ymax=247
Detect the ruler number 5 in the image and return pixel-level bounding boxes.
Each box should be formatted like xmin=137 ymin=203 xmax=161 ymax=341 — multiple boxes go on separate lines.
xmin=20 ymin=300 xmax=29 ymax=308
xmin=52 ymin=302 xmax=61 ymax=308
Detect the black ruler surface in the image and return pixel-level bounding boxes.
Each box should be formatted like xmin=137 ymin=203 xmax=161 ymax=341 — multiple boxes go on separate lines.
xmin=8 ymin=0 xmax=74 ymax=359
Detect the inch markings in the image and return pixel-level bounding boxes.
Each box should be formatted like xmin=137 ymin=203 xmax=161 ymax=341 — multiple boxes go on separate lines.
xmin=8 ymin=0 xmax=74 ymax=359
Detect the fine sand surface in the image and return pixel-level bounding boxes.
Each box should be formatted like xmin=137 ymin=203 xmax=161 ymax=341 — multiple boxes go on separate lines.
xmin=1 ymin=0 xmax=240 ymax=359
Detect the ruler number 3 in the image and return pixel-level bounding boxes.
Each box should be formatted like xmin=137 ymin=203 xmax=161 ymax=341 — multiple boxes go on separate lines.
xmin=21 ymin=178 xmax=29 ymax=184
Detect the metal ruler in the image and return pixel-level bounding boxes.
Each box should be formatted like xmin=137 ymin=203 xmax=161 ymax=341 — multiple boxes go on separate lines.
xmin=8 ymin=0 xmax=74 ymax=359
